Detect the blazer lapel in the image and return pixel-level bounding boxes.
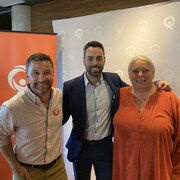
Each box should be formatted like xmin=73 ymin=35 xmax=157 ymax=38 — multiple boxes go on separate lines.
xmin=77 ymin=74 xmax=87 ymax=119
xmin=103 ymin=73 xmax=118 ymax=94
xmin=103 ymin=72 xmax=119 ymax=117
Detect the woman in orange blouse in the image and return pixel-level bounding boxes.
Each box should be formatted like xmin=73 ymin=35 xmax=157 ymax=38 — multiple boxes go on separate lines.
xmin=113 ymin=55 xmax=180 ymax=180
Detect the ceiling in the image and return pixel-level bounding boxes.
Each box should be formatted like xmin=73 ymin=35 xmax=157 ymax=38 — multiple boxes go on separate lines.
xmin=0 ymin=0 xmax=53 ymax=13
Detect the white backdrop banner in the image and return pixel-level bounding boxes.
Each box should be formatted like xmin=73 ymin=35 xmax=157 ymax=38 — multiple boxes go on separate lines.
xmin=53 ymin=1 xmax=180 ymax=179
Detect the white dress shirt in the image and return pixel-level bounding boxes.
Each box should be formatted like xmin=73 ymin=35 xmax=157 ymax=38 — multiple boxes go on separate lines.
xmin=84 ymin=73 xmax=113 ymax=140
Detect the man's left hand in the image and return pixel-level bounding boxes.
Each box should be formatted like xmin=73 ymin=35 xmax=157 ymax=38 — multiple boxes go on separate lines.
xmin=155 ymin=80 xmax=172 ymax=91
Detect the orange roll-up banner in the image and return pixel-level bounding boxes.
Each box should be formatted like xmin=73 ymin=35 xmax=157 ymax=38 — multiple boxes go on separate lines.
xmin=0 ymin=31 xmax=57 ymax=179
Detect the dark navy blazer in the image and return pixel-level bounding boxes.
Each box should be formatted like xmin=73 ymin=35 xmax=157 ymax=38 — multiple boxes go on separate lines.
xmin=63 ymin=72 xmax=128 ymax=162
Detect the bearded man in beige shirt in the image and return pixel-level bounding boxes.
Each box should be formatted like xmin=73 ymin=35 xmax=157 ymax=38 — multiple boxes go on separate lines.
xmin=0 ymin=53 xmax=67 ymax=180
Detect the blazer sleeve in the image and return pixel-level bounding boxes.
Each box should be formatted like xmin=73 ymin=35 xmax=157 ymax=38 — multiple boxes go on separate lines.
xmin=117 ymin=74 xmax=129 ymax=88
xmin=62 ymin=82 xmax=71 ymax=125
xmin=111 ymin=72 xmax=129 ymax=88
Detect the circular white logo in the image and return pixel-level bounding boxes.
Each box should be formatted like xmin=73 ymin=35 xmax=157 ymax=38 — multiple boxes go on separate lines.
xmin=163 ymin=16 xmax=175 ymax=30
xmin=75 ymin=28 xmax=83 ymax=40
xmin=8 ymin=65 xmax=27 ymax=92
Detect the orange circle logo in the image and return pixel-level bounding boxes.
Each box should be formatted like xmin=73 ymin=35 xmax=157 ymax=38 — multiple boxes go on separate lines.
xmin=53 ymin=109 xmax=59 ymax=116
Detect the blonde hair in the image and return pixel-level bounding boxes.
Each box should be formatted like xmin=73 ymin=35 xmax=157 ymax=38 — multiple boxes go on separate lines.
xmin=128 ymin=55 xmax=155 ymax=72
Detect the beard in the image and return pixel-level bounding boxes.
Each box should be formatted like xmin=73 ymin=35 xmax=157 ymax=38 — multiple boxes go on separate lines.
xmin=30 ymin=80 xmax=53 ymax=95
xmin=85 ymin=65 xmax=103 ymax=77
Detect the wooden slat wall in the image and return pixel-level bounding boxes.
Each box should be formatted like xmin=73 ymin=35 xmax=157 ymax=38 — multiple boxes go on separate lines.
xmin=31 ymin=0 xmax=171 ymax=33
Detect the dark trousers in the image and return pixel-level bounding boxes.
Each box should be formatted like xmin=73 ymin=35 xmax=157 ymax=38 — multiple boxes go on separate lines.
xmin=73 ymin=136 xmax=113 ymax=180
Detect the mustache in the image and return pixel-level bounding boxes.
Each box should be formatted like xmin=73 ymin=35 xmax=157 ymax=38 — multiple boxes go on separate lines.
xmin=35 ymin=80 xmax=50 ymax=84
xmin=91 ymin=65 xmax=100 ymax=68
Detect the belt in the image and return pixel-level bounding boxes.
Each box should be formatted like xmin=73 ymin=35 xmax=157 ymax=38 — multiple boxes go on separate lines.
xmin=84 ymin=135 xmax=111 ymax=145
xmin=19 ymin=155 xmax=61 ymax=170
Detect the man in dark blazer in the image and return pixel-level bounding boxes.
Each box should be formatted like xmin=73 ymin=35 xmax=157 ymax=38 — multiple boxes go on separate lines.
xmin=63 ymin=41 xmax=170 ymax=180
xmin=63 ymin=41 xmax=127 ymax=180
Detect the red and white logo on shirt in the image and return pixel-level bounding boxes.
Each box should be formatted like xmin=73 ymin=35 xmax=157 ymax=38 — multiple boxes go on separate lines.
xmin=53 ymin=109 xmax=59 ymax=116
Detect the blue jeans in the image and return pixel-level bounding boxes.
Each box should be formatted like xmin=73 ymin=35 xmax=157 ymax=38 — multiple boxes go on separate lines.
xmin=73 ymin=136 xmax=113 ymax=180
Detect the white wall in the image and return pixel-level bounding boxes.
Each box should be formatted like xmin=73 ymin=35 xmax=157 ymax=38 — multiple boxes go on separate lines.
xmin=53 ymin=1 xmax=180 ymax=179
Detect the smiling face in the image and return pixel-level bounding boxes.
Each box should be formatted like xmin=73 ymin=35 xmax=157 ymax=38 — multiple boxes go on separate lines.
xmin=83 ymin=47 xmax=105 ymax=79
xmin=26 ymin=60 xmax=54 ymax=96
xmin=128 ymin=58 xmax=155 ymax=91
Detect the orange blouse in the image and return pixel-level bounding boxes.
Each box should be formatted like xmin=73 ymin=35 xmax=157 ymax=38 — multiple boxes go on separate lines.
xmin=113 ymin=86 xmax=180 ymax=180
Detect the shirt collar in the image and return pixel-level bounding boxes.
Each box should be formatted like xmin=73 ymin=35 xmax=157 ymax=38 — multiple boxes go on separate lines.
xmin=84 ymin=72 xmax=104 ymax=86
xmin=25 ymin=84 xmax=53 ymax=105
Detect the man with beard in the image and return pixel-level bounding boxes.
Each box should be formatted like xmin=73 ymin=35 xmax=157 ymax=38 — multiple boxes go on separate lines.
xmin=63 ymin=41 xmax=170 ymax=180
xmin=0 ymin=53 xmax=67 ymax=180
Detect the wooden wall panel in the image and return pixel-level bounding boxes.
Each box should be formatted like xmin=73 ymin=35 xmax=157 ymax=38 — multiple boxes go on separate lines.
xmin=31 ymin=0 xmax=171 ymax=33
